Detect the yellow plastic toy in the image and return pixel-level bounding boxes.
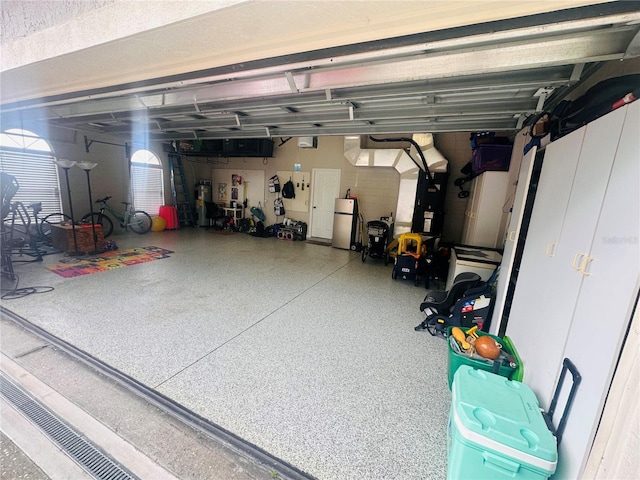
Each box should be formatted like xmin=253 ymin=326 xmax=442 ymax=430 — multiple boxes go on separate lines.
xmin=391 ymin=232 xmax=429 ymax=286
xmin=397 ymin=233 xmax=426 ymax=259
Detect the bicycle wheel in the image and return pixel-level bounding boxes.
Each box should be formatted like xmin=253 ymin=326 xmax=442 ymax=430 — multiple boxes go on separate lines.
xmin=81 ymin=213 xmax=114 ymax=238
xmin=129 ymin=211 xmax=152 ymax=234
xmin=39 ymin=213 xmax=74 ymax=238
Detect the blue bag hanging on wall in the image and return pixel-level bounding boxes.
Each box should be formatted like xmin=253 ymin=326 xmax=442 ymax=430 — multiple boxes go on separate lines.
xmin=250 ymin=202 xmax=266 ymax=222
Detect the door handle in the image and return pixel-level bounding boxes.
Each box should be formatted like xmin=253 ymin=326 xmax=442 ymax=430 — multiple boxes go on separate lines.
xmin=580 ymin=256 xmax=594 ymax=276
xmin=509 ymin=230 xmax=517 ymax=242
xmin=572 ymin=253 xmax=585 ymax=270
xmin=546 ymin=242 xmax=556 ymax=257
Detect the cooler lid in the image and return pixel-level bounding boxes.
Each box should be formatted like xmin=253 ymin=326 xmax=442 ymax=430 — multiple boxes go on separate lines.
xmin=451 ymin=366 xmax=557 ymax=470
xmin=455 ymin=247 xmax=502 ymax=265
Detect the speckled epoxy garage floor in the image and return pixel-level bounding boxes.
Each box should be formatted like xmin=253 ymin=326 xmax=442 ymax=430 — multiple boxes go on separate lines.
xmin=1 ymin=228 xmax=451 ymax=480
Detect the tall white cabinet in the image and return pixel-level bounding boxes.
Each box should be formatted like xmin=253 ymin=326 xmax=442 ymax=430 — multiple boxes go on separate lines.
xmin=505 ymin=101 xmax=639 ymax=479
xmin=460 ymin=171 xmax=509 ymax=248
xmin=490 ymin=145 xmax=538 ymax=335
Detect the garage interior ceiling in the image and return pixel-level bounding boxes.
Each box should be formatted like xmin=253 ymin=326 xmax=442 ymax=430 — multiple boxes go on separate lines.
xmin=1 ymin=3 xmax=640 ymax=143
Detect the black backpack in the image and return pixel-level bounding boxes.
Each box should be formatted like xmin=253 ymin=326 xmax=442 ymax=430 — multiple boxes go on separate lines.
xmin=282 ymin=178 xmax=295 ymax=199
xmin=250 ymin=221 xmax=266 ymax=237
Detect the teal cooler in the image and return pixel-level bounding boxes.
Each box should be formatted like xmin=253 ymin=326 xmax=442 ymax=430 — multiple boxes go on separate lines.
xmin=448 ymin=366 xmax=557 ymax=480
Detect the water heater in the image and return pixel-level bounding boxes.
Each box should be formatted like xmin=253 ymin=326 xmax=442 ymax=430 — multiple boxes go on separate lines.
xmin=195 ymin=182 xmax=212 ymax=227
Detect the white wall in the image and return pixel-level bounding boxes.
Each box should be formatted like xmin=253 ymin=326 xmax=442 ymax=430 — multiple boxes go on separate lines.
xmin=183 ymin=136 xmax=402 ymax=230
xmin=26 ymin=128 xmax=497 ymax=243
xmin=10 ymin=124 xmax=135 ymax=221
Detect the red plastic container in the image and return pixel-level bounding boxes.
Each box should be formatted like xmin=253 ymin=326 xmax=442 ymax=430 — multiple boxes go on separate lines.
xmin=159 ymin=206 xmax=178 ymax=230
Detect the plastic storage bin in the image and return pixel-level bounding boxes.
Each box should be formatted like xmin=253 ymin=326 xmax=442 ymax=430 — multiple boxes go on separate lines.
xmin=448 ymin=366 xmax=557 ymax=480
xmin=159 ymin=206 xmax=178 ymax=230
xmin=447 ymin=327 xmax=519 ymax=389
xmin=502 ymin=335 xmax=523 ymax=382
xmin=471 ymin=144 xmax=513 ymax=174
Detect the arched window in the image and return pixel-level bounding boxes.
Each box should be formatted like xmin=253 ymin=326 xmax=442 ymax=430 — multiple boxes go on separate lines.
xmin=0 ymin=128 xmax=63 ymax=215
xmin=130 ymin=149 xmax=164 ymax=215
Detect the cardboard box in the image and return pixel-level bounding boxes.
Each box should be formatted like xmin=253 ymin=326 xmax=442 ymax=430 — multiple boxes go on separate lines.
xmin=50 ymin=224 xmax=104 ymax=253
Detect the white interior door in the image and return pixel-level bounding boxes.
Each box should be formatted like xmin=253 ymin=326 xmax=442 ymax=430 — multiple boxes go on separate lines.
xmin=310 ymin=168 xmax=341 ymax=239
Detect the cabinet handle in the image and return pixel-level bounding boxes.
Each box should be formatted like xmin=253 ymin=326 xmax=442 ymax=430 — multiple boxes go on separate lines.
xmin=581 ymin=256 xmax=594 ymax=276
xmin=546 ymin=242 xmax=556 ymax=257
xmin=572 ymin=253 xmax=585 ymax=270
xmin=509 ymin=230 xmax=517 ymax=242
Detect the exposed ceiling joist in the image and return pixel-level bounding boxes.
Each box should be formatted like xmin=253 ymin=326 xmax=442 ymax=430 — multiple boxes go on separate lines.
xmin=1 ymin=6 xmax=639 ymax=142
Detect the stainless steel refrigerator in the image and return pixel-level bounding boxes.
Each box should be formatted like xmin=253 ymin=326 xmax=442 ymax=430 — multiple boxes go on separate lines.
xmin=332 ymin=198 xmax=358 ymax=249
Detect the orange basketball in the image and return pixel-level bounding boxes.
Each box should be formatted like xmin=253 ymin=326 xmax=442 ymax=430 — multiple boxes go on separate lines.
xmin=475 ymin=336 xmax=501 ymax=359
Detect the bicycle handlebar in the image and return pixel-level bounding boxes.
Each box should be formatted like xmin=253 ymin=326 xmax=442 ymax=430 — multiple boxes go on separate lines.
xmin=95 ymin=196 xmax=111 ymax=204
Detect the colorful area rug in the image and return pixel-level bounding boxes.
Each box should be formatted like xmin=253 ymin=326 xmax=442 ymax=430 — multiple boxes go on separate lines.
xmin=46 ymin=246 xmax=174 ymax=278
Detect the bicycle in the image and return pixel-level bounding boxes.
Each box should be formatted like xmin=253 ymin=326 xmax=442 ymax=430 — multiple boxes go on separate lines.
xmin=3 ymin=201 xmax=72 ymax=259
xmin=81 ymin=196 xmax=152 ymax=238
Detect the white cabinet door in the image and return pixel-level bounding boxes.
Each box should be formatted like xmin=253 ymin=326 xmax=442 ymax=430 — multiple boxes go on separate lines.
xmin=491 ymin=146 xmax=537 ymax=335
xmin=554 ymin=101 xmax=639 ymax=480
xmin=462 ymin=171 xmax=509 ymax=248
xmin=507 ymin=106 xmax=626 ymax=407
xmin=503 ymin=103 xmax=637 ymax=479
xmin=460 ymin=175 xmax=479 ymax=243
xmin=536 ymin=106 xmax=627 ymax=406
xmin=506 ymin=127 xmax=586 ymax=397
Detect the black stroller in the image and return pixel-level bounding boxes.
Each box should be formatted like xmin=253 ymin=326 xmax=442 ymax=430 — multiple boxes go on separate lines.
xmin=361 ymin=219 xmax=392 ymax=264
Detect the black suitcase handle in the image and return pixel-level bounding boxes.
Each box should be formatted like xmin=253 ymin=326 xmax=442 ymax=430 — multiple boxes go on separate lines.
xmin=543 ymin=358 xmax=582 ymax=445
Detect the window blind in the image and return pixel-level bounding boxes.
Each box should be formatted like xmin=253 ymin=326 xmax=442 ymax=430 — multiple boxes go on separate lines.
xmin=131 ymin=164 xmax=164 ymax=216
xmin=0 ymin=149 xmax=63 ymax=216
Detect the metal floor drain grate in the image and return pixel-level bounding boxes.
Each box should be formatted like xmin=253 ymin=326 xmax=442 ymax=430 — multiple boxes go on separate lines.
xmin=0 ymin=373 xmax=139 ymax=480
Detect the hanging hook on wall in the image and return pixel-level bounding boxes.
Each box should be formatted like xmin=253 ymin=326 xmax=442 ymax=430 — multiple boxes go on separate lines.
xmin=84 ymin=135 xmax=127 ymax=154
